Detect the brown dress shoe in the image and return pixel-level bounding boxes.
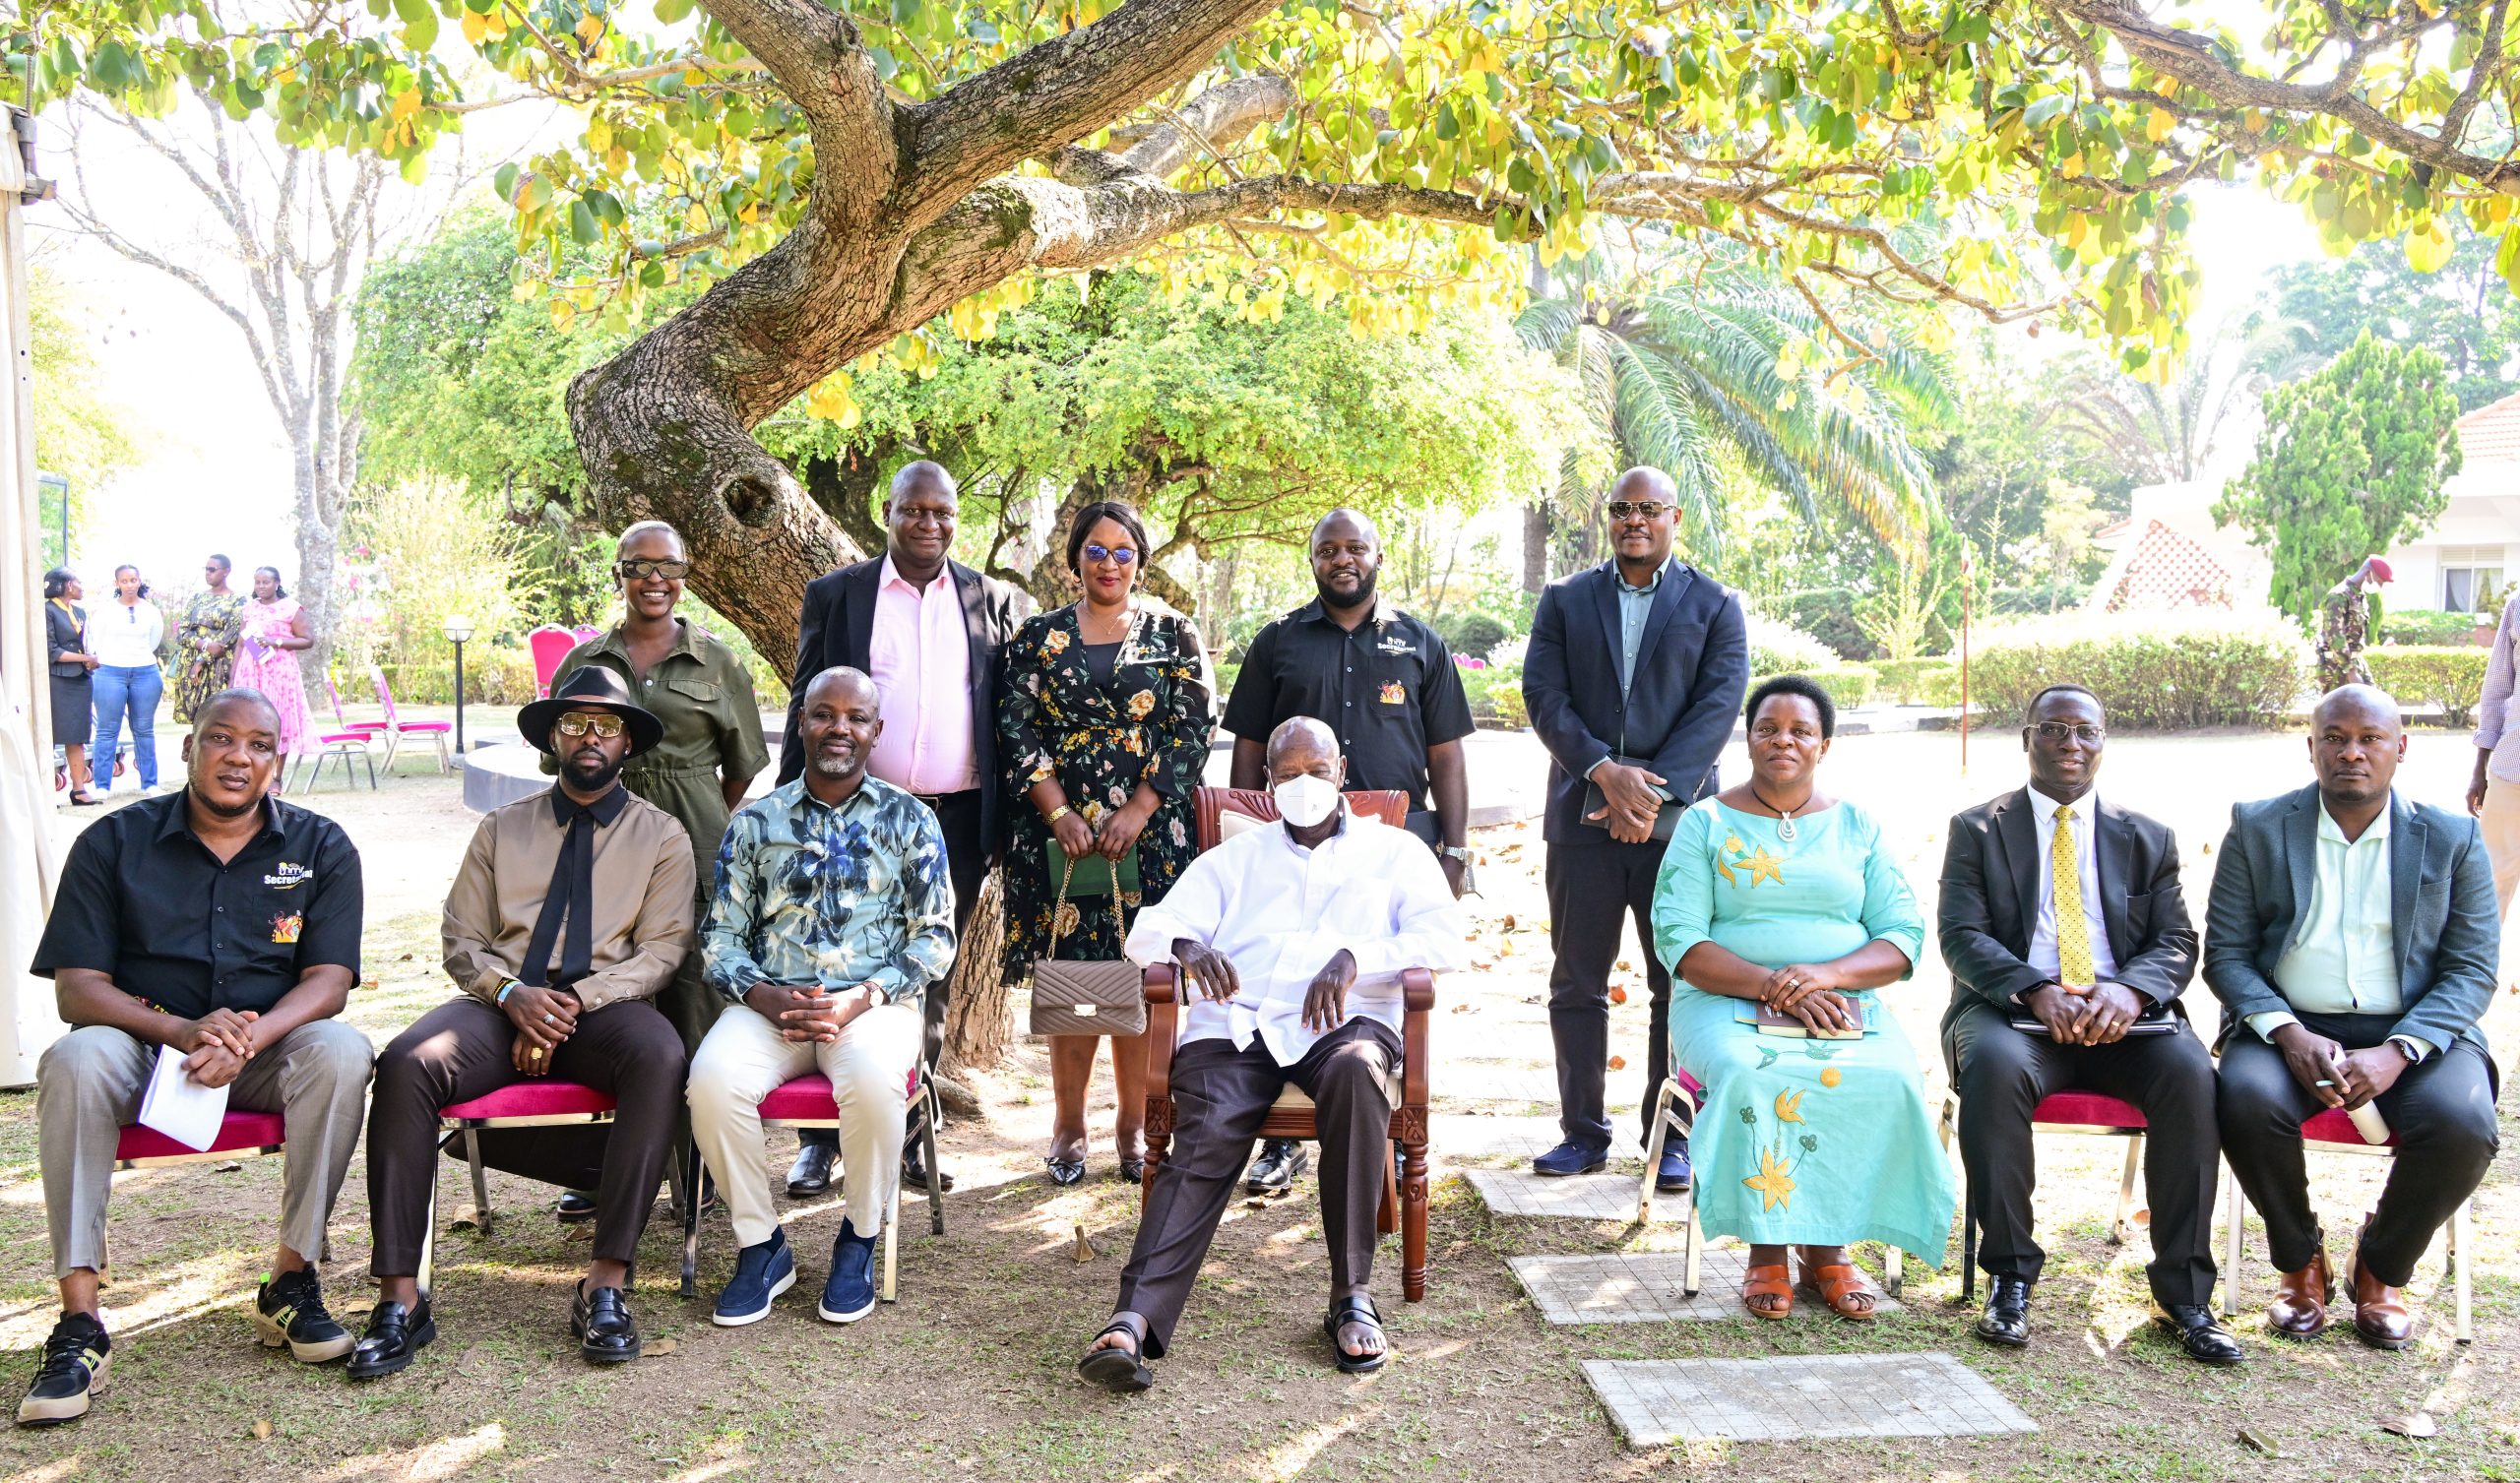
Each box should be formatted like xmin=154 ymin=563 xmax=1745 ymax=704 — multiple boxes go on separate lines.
xmin=2348 ymin=1246 xmax=2414 ymax=1350
xmin=2266 ymin=1249 xmax=2334 ymax=1338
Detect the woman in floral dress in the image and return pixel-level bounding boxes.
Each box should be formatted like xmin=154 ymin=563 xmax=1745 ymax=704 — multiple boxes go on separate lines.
xmin=171 ymin=553 xmax=245 ymax=723
xmin=997 ymin=501 xmax=1213 ymax=1185
xmin=227 ymin=565 xmax=317 ymax=772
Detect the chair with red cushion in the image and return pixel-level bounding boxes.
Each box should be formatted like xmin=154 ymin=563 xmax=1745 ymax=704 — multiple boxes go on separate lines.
xmin=103 ymin=1112 xmax=295 ymax=1279
xmin=367 ymin=666 xmax=454 ymax=773
xmin=2220 ymin=1108 xmax=2474 ymax=1343
xmin=424 ymin=1081 xmax=698 ymax=1295
xmin=526 ymin=626 xmax=580 ymax=701
xmin=1935 ymin=1088 xmax=2150 ymax=1301
xmin=678 ymin=1068 xmax=947 ymax=1301
xmin=1140 ymin=785 xmax=1449 ymax=1301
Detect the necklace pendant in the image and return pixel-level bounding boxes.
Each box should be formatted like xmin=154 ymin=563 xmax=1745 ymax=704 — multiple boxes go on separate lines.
xmin=1777 ymin=817 xmax=1798 ymax=842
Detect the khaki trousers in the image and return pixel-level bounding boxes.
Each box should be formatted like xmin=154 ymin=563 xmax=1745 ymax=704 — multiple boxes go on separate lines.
xmin=688 ymin=1000 xmax=921 ymax=1248
xmin=2482 ymin=776 xmax=2520 ymax=927
xmin=38 ymin=1020 xmax=373 ymax=1278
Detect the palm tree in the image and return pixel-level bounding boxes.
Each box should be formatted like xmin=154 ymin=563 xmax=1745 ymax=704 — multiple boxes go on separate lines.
xmin=1513 ymin=249 xmax=1952 ymax=564
xmin=2051 ymin=315 xmax=2319 ymax=486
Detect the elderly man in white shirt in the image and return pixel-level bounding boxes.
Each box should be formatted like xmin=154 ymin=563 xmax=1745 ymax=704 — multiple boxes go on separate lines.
xmin=1076 ymin=717 xmax=1466 ymax=1392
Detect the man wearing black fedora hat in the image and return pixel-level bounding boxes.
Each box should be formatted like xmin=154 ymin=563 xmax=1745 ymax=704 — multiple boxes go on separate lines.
xmin=349 ymin=668 xmax=696 ymax=1376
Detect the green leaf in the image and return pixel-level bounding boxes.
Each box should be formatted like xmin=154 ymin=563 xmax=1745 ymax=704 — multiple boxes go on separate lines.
xmin=569 ymin=199 xmax=599 ymax=245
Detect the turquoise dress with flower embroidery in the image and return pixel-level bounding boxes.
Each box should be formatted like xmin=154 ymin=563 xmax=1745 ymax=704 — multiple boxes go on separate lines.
xmin=1652 ymin=799 xmax=1955 ymax=1261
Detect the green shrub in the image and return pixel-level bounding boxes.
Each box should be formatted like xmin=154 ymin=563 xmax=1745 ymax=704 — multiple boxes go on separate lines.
xmin=1770 ymin=587 xmax=1871 ymax=661
xmin=1210 ymin=662 xmax=1241 ymax=704
xmin=2364 ymin=646 xmax=2490 ymax=727
xmin=1966 ymin=613 xmax=2305 ymax=730
xmin=1751 ymin=663 xmax=1878 ymax=711
xmin=1873 ymin=657 xmax=1957 ymax=706
xmin=1462 ymin=657 xmax=1527 ymax=727
xmin=364 ymin=653 xmax=542 ymax=709
xmin=1919 ymin=662 xmax=1967 ymax=709
xmin=1437 ymin=612 xmax=1512 ymax=661
xmin=1744 ymin=611 xmax=1840 ymax=674
xmin=2377 ymin=609 xmax=2491 ymax=647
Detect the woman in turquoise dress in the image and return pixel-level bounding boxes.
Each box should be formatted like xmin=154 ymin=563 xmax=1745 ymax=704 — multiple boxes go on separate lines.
xmin=1652 ymin=674 xmax=1954 ymax=1322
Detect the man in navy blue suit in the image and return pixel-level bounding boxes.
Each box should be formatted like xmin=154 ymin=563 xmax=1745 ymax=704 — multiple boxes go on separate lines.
xmin=1521 ymin=467 xmax=1748 ymax=1190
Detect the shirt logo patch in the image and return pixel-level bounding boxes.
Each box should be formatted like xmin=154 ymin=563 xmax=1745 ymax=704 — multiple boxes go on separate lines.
xmin=262 ymin=862 xmax=314 ymax=890
xmin=270 ymin=913 xmax=303 ymax=945
xmin=1378 ymin=682 xmax=1406 ymax=705
xmin=1375 ymin=635 xmax=1415 ymax=657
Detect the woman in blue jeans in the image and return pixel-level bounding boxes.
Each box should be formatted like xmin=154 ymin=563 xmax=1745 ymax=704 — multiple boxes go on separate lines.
xmin=89 ymin=565 xmax=166 ymax=796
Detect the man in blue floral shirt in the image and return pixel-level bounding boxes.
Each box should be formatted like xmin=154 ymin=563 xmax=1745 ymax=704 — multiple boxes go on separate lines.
xmin=688 ymin=668 xmax=957 ymax=1328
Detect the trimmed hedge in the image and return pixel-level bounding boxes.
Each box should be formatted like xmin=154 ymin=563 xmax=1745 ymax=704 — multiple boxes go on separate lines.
xmin=1966 ymin=614 xmax=2305 ymax=730
xmin=2377 ymin=609 xmax=2492 ymax=647
xmin=1873 ymin=657 xmax=1957 ymax=706
xmin=1467 ymin=658 xmax=1529 ymax=728
xmin=1752 ymin=663 xmax=1878 ymax=712
xmin=2364 ymin=646 xmax=2490 ymax=727
xmin=367 ymin=654 xmax=542 ymax=708
xmin=1744 ymin=611 xmax=1840 ymax=674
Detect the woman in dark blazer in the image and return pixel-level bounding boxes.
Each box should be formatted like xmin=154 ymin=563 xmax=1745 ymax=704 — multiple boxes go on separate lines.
xmin=43 ymin=569 xmax=101 ymax=805
xmin=995 ymin=501 xmax=1213 ymax=1185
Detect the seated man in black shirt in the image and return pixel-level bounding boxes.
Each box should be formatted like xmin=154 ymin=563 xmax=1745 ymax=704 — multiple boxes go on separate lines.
xmin=19 ymin=690 xmax=372 ymax=1427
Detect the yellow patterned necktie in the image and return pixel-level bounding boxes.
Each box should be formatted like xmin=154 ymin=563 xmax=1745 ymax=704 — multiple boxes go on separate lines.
xmin=2050 ymin=805 xmax=2096 ymax=986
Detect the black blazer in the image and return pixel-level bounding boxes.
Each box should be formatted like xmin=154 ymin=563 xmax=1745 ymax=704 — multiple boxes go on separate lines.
xmin=2203 ymin=784 xmax=2498 ymax=1054
xmin=1937 ymin=788 xmax=2198 ymax=1035
xmin=780 ymin=557 xmax=1030 ymax=845
xmin=45 ymin=602 xmax=88 ymax=681
xmin=1521 ymin=558 xmax=1747 ymax=843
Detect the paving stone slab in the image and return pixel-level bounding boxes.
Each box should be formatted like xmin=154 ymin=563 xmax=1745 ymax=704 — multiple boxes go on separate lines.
xmin=1434 ymin=1113 xmax=1644 ymax=1162
xmin=1463 ymin=1168 xmax=1639 ymax=1220
xmin=1583 ymin=1352 xmax=2037 ymax=1446
xmin=1510 ymin=1251 xmax=1902 ymax=1324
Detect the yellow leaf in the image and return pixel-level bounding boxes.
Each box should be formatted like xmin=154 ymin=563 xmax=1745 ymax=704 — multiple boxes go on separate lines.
xmin=461 ymin=8 xmax=487 ymax=43
xmin=391 ymin=88 xmax=421 ymax=123
xmin=575 ymin=15 xmax=605 ymax=48
xmin=2060 ymin=151 xmax=2084 ymax=178
xmin=2243 ymin=111 xmax=2268 ymax=135
xmin=2146 ymin=107 xmax=2174 ymax=143
xmin=2407 ymin=217 xmax=2452 ymax=273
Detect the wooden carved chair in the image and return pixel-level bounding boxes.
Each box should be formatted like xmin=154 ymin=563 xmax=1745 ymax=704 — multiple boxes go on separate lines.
xmin=1139 ymin=785 xmax=1444 ymax=1301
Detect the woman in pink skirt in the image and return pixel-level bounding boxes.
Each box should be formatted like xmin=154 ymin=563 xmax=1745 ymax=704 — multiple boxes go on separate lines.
xmin=228 ymin=565 xmax=317 ymax=778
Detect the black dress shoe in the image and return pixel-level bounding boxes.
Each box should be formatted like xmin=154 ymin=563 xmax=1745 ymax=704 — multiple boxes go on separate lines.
xmin=346 ymin=1298 xmax=436 ymax=1380
xmin=902 ymin=1142 xmax=956 ymax=1194
xmin=555 ymin=1190 xmax=598 ymax=1224
xmin=786 ymin=1141 xmax=837 ymax=1198
xmin=2157 ymin=1304 xmax=2245 ymax=1366
xmin=1242 ymin=1140 xmax=1308 ymax=1195
xmin=1975 ymin=1276 xmax=2032 ymax=1347
xmin=570 ymin=1282 xmax=643 ymax=1364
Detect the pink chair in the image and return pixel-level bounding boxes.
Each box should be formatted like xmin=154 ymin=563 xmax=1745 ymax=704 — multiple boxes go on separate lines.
xmin=571 ymin=624 xmax=601 ymax=648
xmin=289 ymin=677 xmax=379 ymax=793
xmin=365 ymin=666 xmax=454 ymax=773
xmin=679 ymin=1069 xmax=945 ymax=1302
xmin=425 ymin=1080 xmax=699 ymax=1295
xmin=2220 ymin=1107 xmax=2474 ymax=1343
xmin=1937 ymin=1088 xmax=2151 ymax=1300
xmin=1637 ymin=1069 xmax=1814 ymax=1296
xmin=527 ymin=626 xmax=581 ymax=701
xmin=106 ymin=1111 xmax=295 ymax=1278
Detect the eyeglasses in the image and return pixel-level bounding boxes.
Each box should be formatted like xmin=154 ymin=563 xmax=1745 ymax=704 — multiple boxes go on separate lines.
xmin=553 ymin=712 xmax=627 ymax=739
xmin=618 ymin=559 xmax=690 ymax=581
xmin=1605 ymin=500 xmax=1670 ymax=520
xmin=1082 ymin=544 xmax=1138 ymax=566
xmin=2031 ymin=721 xmax=2105 ymax=745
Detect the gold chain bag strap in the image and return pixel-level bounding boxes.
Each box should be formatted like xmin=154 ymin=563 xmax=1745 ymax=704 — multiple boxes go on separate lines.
xmin=1027 ymin=854 xmax=1149 ymax=1037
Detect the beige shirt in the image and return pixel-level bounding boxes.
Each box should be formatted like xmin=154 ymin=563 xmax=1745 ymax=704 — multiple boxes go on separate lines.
xmin=442 ymin=784 xmax=697 ymax=1014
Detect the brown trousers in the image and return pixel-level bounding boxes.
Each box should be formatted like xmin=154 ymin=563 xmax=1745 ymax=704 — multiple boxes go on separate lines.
xmin=1114 ymin=1019 xmax=1398 ymax=1352
xmin=365 ymin=994 xmax=685 ymax=1276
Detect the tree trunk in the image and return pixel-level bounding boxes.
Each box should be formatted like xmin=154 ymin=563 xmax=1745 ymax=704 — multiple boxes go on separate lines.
xmin=1523 ymin=500 xmax=1550 ymax=592
xmin=941 ymin=871 xmax=1011 ymax=1073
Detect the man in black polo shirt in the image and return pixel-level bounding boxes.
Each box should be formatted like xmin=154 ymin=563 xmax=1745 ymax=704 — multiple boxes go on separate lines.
xmin=1220 ymin=508 xmax=1476 ymax=1194
xmin=20 ymin=690 xmax=372 ymax=1427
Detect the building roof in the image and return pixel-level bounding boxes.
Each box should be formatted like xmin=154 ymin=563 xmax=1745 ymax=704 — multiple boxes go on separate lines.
xmin=2456 ymin=390 xmax=2520 ymax=466
xmin=2102 ymin=520 xmax=2235 ymax=612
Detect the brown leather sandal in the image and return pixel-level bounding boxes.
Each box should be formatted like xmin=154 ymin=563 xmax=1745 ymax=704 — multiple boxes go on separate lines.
xmin=1742 ymin=1263 xmax=1794 ymax=1321
xmin=1796 ymin=1258 xmax=1878 ymax=1322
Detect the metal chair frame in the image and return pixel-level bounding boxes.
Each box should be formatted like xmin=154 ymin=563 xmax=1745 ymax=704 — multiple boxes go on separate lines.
xmin=2219 ymin=1135 xmax=2474 ymax=1344
xmin=1935 ymin=1089 xmax=2146 ymax=1301
xmin=420 ymin=1098 xmax=698 ymax=1297
xmin=677 ymin=1073 xmax=947 ymax=1302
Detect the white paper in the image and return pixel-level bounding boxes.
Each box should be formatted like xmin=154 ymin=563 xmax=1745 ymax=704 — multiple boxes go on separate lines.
xmin=137 ymin=1045 xmax=230 ymax=1151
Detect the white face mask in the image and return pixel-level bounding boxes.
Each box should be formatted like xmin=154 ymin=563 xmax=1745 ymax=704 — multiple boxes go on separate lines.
xmin=1274 ymin=772 xmax=1341 ymax=829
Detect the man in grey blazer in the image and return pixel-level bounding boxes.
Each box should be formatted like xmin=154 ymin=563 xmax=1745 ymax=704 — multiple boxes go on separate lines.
xmin=2205 ymin=686 xmax=2502 ymax=1349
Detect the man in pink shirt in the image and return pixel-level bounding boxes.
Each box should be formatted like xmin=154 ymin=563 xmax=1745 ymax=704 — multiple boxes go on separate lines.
xmin=782 ymin=462 xmax=1030 ymax=1192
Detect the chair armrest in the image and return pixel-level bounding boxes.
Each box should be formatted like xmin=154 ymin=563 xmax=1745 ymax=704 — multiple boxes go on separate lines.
xmin=1399 ymin=967 xmax=1435 ymax=1109
xmin=1143 ymin=964 xmax=1179 ymax=1104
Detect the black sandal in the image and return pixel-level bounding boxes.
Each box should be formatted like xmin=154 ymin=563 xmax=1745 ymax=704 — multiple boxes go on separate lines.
xmin=1077 ymin=1317 xmax=1158 ymax=1392
xmin=1045 ymin=1156 xmax=1086 ymax=1187
xmin=1324 ymin=1294 xmax=1388 ymax=1374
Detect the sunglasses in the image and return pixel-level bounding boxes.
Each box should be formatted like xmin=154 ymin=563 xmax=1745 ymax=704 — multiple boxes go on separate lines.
xmin=618 ymin=559 xmax=690 ymax=581
xmin=2031 ymin=721 xmax=2105 ymax=745
xmin=553 ymin=712 xmax=627 ymax=739
xmin=1082 ymin=543 xmax=1138 ymax=566
xmin=1605 ymin=500 xmax=1670 ymax=520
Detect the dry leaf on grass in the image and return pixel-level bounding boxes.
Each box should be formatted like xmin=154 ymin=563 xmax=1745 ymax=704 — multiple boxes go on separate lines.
xmin=1450 ymin=1003 xmax=1472 ymax=1014
xmin=251 ymin=1419 xmax=274 ymax=1441
xmin=644 ymin=1337 xmax=678 ymax=1357
xmin=215 ymin=1160 xmax=243 ymax=1173
xmin=1615 ymin=959 xmax=1631 ymax=971
xmin=2236 ymin=1429 xmax=2279 ymax=1456
xmin=1609 ymin=986 xmax=1627 ymax=1005
xmin=2379 ymin=1413 xmax=2436 ymax=1439
xmin=1072 ymin=1224 xmax=1097 ymax=1262
xmin=1501 ymin=914 xmax=1517 ymax=931
xmin=1607 ymin=1055 xmax=1626 ymax=1071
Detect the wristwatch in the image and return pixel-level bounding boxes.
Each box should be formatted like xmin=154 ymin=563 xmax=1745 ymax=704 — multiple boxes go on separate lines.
xmin=1438 ymin=845 xmax=1473 ymax=861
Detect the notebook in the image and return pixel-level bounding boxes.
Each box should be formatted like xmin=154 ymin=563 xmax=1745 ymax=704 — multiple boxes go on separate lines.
xmin=1736 ymin=1000 xmax=1865 ymax=1040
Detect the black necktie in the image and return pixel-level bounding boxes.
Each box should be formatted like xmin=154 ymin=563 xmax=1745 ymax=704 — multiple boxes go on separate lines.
xmin=521 ymin=799 xmax=599 ymax=989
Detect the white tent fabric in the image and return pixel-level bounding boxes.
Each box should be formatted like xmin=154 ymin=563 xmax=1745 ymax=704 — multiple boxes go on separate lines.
xmin=1 ymin=116 xmax=67 ymax=1087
